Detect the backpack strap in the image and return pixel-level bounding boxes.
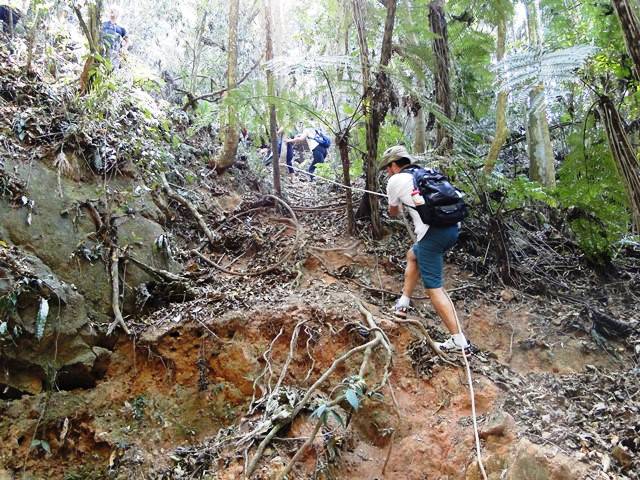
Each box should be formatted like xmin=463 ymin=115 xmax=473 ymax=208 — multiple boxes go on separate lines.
xmin=402 ymin=165 xmax=421 ymax=190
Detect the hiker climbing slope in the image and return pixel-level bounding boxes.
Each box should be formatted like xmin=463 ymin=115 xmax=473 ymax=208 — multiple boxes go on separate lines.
xmin=381 ymin=145 xmax=471 ymax=354
xmin=286 ymin=127 xmax=330 ymax=180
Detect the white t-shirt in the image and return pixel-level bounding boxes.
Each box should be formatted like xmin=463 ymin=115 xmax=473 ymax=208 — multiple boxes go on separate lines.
xmin=302 ymin=128 xmax=319 ymax=151
xmin=386 ymin=171 xmax=429 ymax=241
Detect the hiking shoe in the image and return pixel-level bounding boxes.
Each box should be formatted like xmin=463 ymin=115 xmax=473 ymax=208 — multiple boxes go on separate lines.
xmin=392 ymin=302 xmax=408 ymax=319
xmin=436 ymin=337 xmax=472 ymax=355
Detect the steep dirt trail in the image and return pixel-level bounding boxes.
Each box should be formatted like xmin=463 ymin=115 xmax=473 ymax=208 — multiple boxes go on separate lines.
xmin=1 ymin=177 xmax=635 ymax=480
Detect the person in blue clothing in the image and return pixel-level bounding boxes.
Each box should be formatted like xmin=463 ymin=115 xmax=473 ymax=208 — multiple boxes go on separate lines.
xmin=286 ymin=127 xmax=329 ymax=180
xmin=101 ymin=7 xmax=128 ymax=67
xmin=381 ymin=145 xmax=471 ymax=355
xmin=0 ymin=5 xmax=22 ymax=33
xmin=276 ymin=127 xmax=295 ymax=174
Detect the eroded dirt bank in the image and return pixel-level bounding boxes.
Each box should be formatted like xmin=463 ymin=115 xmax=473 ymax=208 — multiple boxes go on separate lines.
xmin=2 ymin=240 xmax=637 ymax=479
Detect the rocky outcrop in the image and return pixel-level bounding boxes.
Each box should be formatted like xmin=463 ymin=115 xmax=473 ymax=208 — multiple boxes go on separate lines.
xmin=0 ymin=158 xmax=176 ymax=396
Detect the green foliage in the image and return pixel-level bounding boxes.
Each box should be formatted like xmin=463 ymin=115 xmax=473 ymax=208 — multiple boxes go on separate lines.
xmin=555 ymin=128 xmax=631 ymax=262
xmin=502 ymin=175 xmax=558 ymax=210
xmin=30 ymin=439 xmax=51 ymax=455
xmin=451 ymin=30 xmax=495 ymax=120
xmin=311 ymin=403 xmax=344 ymax=427
xmin=131 ymin=395 xmax=147 ymax=421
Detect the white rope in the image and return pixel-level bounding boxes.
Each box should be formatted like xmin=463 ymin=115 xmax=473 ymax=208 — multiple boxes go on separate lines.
xmin=277 ymin=162 xmax=388 ymax=198
xmin=445 ymin=290 xmax=488 ymax=480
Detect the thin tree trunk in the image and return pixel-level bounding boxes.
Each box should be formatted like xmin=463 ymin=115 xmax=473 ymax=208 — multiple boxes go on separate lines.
xmin=189 ymin=11 xmax=208 ymax=94
xmin=599 ymin=96 xmax=640 ymax=232
xmin=484 ymin=17 xmax=509 ymax=175
xmin=429 ymin=0 xmax=453 ymax=155
xmin=74 ymin=0 xmax=103 ymax=94
xmin=215 ymin=0 xmax=240 ymax=173
xmin=338 ymin=131 xmax=355 ymax=233
xmin=525 ymin=0 xmax=555 ymax=187
xmin=412 ymin=87 xmax=427 ymax=154
xmin=265 ymin=0 xmax=281 ymax=196
xmin=352 ymin=0 xmax=397 ymax=239
xmin=612 ymin=0 xmax=640 ymax=82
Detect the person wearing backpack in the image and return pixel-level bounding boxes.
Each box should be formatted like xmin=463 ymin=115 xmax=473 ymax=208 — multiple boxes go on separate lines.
xmin=380 ymin=145 xmax=471 ymax=354
xmin=286 ymin=127 xmax=331 ymax=180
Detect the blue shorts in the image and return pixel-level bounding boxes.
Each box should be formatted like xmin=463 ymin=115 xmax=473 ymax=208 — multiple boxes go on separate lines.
xmin=412 ymin=225 xmax=459 ymax=289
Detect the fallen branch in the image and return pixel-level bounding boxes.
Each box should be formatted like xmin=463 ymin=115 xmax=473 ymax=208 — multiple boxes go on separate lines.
xmin=160 ymin=172 xmax=218 ymax=245
xmin=107 ymin=248 xmax=130 ymax=335
xmin=381 ymin=429 xmax=396 ymax=475
xmin=276 ymin=417 xmax=323 ymax=480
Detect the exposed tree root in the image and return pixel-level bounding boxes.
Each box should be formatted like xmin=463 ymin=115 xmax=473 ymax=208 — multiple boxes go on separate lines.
xmin=126 ymin=254 xmax=188 ymax=283
xmin=308 ymin=240 xmax=361 ymax=252
xmin=160 ymin=172 xmax=218 ymax=245
xmin=107 ymin=248 xmax=130 ymax=336
xmin=390 ymin=316 xmax=456 ymax=366
xmin=245 ymin=301 xmax=393 ymax=479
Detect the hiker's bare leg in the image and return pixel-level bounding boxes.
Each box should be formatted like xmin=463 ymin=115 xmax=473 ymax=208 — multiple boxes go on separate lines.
xmin=426 ymin=287 xmax=459 ymax=335
xmin=402 ymin=248 xmax=420 ymax=298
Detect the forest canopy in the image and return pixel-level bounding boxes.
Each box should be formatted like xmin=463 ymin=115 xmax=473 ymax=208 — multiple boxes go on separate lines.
xmin=2 ymin=0 xmax=639 ymax=262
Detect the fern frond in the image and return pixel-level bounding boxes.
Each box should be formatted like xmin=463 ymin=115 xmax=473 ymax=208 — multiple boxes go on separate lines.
xmin=494 ymin=45 xmax=597 ymax=110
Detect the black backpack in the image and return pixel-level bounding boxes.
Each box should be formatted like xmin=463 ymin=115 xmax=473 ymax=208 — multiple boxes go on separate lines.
xmin=404 ymin=165 xmax=467 ymax=227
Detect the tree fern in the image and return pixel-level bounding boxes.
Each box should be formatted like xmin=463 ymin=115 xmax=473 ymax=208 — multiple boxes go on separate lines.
xmin=494 ymin=45 xmax=597 ymax=112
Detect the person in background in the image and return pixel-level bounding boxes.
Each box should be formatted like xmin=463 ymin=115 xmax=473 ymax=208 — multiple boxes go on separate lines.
xmin=101 ymin=6 xmax=128 ymax=68
xmin=276 ymin=127 xmax=295 ymax=175
xmin=286 ymin=127 xmax=330 ymax=181
xmin=0 ymin=5 xmax=22 ymax=34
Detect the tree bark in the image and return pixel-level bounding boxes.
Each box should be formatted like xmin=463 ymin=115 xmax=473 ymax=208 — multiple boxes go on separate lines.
xmin=524 ymin=1 xmax=555 ymax=187
xmin=215 ymin=0 xmax=240 ymax=173
xmin=337 ymin=131 xmax=355 ymax=233
xmin=484 ymin=17 xmax=509 ymax=175
xmin=429 ymin=0 xmax=453 ymax=155
xmin=264 ymin=0 xmax=281 ymax=196
xmin=352 ymin=0 xmax=397 ymax=239
xmin=74 ymin=0 xmax=103 ymax=94
xmin=612 ymin=0 xmax=640 ymax=82
xmin=599 ymin=95 xmax=640 ymax=232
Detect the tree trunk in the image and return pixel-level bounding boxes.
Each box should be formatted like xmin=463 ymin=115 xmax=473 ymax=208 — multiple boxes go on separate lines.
xmin=599 ymin=95 xmax=640 ymax=232
xmin=264 ymin=0 xmax=281 ymax=196
xmin=26 ymin=1 xmax=45 ymax=74
xmin=74 ymin=0 xmax=103 ymax=94
xmin=352 ymin=0 xmax=397 ymax=239
xmin=484 ymin=17 xmax=508 ymax=175
xmin=215 ymin=0 xmax=240 ymax=173
xmin=337 ymin=131 xmax=355 ymax=234
xmin=413 ymin=93 xmax=427 ymax=154
xmin=429 ymin=0 xmax=452 ymax=155
xmin=612 ymin=0 xmax=640 ymax=82
xmin=525 ymin=0 xmax=555 ymax=187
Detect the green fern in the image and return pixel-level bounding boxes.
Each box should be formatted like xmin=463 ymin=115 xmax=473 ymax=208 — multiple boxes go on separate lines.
xmin=494 ymin=45 xmax=597 ymax=111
